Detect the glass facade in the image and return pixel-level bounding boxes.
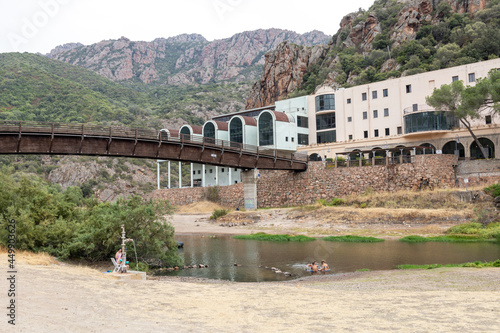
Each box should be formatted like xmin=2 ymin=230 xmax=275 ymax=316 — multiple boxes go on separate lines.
xmin=315 ymin=94 xmax=335 ymax=112
xmin=259 ymin=112 xmax=274 ymax=146
xmin=316 ymin=113 xmax=335 ymax=130
xmin=317 ymin=130 xmax=336 ymax=144
xmin=404 ymin=111 xmax=459 ymax=134
xmin=229 ymin=117 xmax=243 ymax=143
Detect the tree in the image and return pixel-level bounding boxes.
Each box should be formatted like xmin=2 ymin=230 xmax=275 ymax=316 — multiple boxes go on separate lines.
xmin=426 ymin=70 xmax=500 ymax=159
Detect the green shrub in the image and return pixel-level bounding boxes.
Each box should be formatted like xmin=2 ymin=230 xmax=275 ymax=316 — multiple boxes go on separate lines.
xmin=210 ymin=209 xmax=229 ymax=220
xmin=484 ymin=183 xmax=500 ymax=197
xmin=233 ymin=232 xmax=315 ymax=242
xmin=322 ymin=235 xmax=384 ymax=242
xmin=204 ymin=186 xmax=220 ymax=203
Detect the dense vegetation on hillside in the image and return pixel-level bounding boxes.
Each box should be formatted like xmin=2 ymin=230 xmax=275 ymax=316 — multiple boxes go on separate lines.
xmin=0 ymin=53 xmax=247 ymax=128
xmin=292 ymin=0 xmax=500 ymax=96
xmin=0 ymin=167 xmax=183 ymax=267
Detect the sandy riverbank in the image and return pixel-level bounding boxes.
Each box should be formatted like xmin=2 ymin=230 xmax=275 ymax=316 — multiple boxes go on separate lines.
xmin=3 ymin=259 xmax=500 ymax=332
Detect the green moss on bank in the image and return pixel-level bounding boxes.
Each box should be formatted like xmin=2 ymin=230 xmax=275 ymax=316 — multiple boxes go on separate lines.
xmin=233 ymin=233 xmax=315 ymax=242
xmin=322 ymin=235 xmax=385 ymax=243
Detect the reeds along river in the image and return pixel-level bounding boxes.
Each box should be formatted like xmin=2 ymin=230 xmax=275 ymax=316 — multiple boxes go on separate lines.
xmin=153 ymin=235 xmax=500 ymax=282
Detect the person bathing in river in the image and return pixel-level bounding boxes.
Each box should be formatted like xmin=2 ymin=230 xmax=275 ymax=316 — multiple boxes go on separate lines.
xmin=311 ymin=261 xmax=319 ymax=273
xmin=320 ymin=260 xmax=330 ymax=273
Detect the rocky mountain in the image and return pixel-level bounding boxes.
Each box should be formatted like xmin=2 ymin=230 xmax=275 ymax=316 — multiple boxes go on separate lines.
xmin=47 ymin=29 xmax=330 ymax=86
xmin=246 ymin=0 xmax=495 ymax=108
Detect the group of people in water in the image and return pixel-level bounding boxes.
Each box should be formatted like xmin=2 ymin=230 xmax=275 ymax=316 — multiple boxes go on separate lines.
xmin=308 ymin=260 xmax=330 ymax=274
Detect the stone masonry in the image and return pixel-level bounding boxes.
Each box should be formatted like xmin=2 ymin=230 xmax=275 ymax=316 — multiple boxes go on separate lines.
xmin=151 ymin=154 xmax=465 ymax=209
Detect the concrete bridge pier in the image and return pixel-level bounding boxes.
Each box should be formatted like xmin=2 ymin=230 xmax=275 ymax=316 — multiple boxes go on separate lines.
xmin=241 ymin=169 xmax=258 ymax=210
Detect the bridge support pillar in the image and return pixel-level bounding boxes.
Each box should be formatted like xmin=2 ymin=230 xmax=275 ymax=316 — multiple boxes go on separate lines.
xmin=190 ymin=163 xmax=193 ymax=188
xmin=168 ymin=161 xmax=171 ymax=189
xmin=178 ymin=161 xmax=182 ymax=188
xmin=241 ymin=169 xmax=258 ymax=210
xmin=216 ymin=166 xmax=219 ymax=186
xmin=202 ymin=165 xmax=206 ymax=187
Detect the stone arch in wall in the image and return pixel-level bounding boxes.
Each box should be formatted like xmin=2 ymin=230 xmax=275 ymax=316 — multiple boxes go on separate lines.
xmin=309 ymin=153 xmax=322 ymax=161
xmin=470 ymin=138 xmax=495 ymax=159
xmin=369 ymin=147 xmax=386 ymax=158
xmin=417 ymin=143 xmax=436 ymax=155
xmin=442 ymin=140 xmax=465 ymax=158
xmin=393 ymin=145 xmax=410 ymax=157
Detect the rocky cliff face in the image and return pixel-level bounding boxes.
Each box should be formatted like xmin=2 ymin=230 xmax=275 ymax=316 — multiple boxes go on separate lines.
xmin=47 ymin=29 xmax=330 ymax=86
xmin=246 ymin=42 xmax=328 ymax=108
xmin=246 ymin=0 xmax=491 ymax=108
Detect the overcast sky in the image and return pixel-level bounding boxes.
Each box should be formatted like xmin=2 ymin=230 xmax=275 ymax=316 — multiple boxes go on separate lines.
xmin=1 ymin=0 xmax=375 ymax=54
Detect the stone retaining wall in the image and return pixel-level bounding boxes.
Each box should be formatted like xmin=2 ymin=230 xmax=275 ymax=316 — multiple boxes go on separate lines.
xmin=455 ymin=159 xmax=500 ymax=187
xmin=151 ymin=183 xmax=244 ymax=208
xmin=256 ymin=154 xmax=458 ymax=208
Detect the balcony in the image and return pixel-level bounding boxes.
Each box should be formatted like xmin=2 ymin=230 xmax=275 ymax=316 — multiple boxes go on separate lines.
xmin=403 ymin=104 xmax=459 ymax=135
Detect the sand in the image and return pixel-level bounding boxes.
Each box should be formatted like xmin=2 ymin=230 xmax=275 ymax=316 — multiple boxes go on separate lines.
xmin=2 ymin=210 xmax=500 ymax=332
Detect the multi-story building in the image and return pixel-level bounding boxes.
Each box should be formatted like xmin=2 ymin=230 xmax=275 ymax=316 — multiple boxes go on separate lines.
xmin=158 ymin=58 xmax=500 ymax=188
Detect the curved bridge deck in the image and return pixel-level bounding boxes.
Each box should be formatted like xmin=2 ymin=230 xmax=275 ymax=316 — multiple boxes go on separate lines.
xmin=0 ymin=121 xmax=307 ymax=171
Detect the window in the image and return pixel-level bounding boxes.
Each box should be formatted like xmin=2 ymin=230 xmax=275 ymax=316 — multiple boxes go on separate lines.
xmin=259 ymin=112 xmax=274 ymax=146
xmin=385 ymin=128 xmax=390 ymax=136
xmin=468 ymin=73 xmax=475 ymax=82
xmin=291 ymin=137 xmax=294 ymax=142
xmin=364 ymin=131 xmax=368 ymax=138
xmin=204 ymin=122 xmax=216 ymax=144
xmin=413 ymin=104 xmax=418 ymax=112
xmin=234 ymin=168 xmax=238 ymax=171
xmin=363 ymin=111 xmax=367 ymax=120
xmin=347 ymin=116 xmax=352 ymax=122
xmin=285 ymin=137 xmax=288 ymax=142
xmin=316 ymin=113 xmax=336 ymax=130
xmin=193 ymin=171 xmax=196 ymax=175
xmin=373 ymin=110 xmax=378 ymax=118
xmin=372 ymin=91 xmax=378 ymax=99
xmin=347 ymin=98 xmax=351 ymax=104
xmin=384 ymin=108 xmax=389 ymax=117
xmin=397 ymin=126 xmax=402 ymax=135
xmin=486 ymin=115 xmax=492 ymax=124
xmin=298 ymin=133 xmax=309 ymax=145
xmin=383 ymin=89 xmax=388 ymax=97
xmin=221 ymin=168 xmax=224 ymax=172
xmin=374 ymin=129 xmax=379 ymax=137
xmin=362 ymin=92 xmax=367 ymax=101
xmin=297 ymin=116 xmax=308 ymax=128
xmin=406 ymin=84 xmax=412 ymax=93
xmin=315 ymin=94 xmax=335 ymax=111
xmin=348 ymin=134 xmax=353 ymax=140
xmin=316 ymin=130 xmax=336 ymax=144
xmin=229 ymin=117 xmax=243 ymax=143
xmin=452 ymin=75 xmax=459 ymax=82
xmin=210 ymin=169 xmax=213 ymax=174
xmin=198 ymin=170 xmax=201 ymax=174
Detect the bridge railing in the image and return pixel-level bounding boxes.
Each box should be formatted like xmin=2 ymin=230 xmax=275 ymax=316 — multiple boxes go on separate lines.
xmin=0 ymin=121 xmax=308 ymax=163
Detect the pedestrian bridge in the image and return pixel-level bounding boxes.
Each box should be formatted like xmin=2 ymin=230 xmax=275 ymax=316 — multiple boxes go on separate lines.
xmin=0 ymin=121 xmax=307 ymax=171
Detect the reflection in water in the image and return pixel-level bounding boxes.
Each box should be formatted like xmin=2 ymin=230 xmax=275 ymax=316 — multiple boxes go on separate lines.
xmin=153 ymin=235 xmax=500 ymax=282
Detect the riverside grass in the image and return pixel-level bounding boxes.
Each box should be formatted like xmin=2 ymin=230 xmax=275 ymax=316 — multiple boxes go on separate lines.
xmin=233 ymin=232 xmax=315 ymax=242
xmin=398 ymin=259 xmax=500 ymax=270
xmin=322 ymin=235 xmax=384 ymax=242
xmin=399 ymin=235 xmax=498 ymax=243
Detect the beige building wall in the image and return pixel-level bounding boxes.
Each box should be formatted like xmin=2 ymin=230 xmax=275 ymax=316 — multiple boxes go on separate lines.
xmin=304 ymin=58 xmax=500 ymax=159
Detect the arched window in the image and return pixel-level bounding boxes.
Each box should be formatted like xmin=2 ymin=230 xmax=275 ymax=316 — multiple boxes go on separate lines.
xmin=259 ymin=112 xmax=274 ymax=146
xmin=203 ymin=122 xmax=216 ymax=144
xmin=180 ymin=127 xmax=191 ymax=135
xmin=417 ymin=143 xmax=436 ymax=155
xmin=229 ymin=117 xmax=243 ymax=144
xmin=470 ymin=138 xmax=495 ymax=159
xmin=442 ymin=141 xmax=465 ymax=158
xmin=309 ymin=153 xmax=322 ymax=161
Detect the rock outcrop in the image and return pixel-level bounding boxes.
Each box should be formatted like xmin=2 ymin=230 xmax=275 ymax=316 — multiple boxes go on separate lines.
xmin=246 ymin=42 xmax=328 ymax=108
xmin=246 ymin=0 xmax=492 ymax=108
xmin=47 ymin=29 xmax=330 ymax=86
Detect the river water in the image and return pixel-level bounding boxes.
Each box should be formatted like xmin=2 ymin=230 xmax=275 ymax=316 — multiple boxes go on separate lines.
xmin=153 ymin=235 xmax=500 ymax=282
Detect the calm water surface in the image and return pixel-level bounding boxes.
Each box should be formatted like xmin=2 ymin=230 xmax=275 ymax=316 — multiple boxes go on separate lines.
xmin=154 ymin=235 xmax=500 ymax=282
